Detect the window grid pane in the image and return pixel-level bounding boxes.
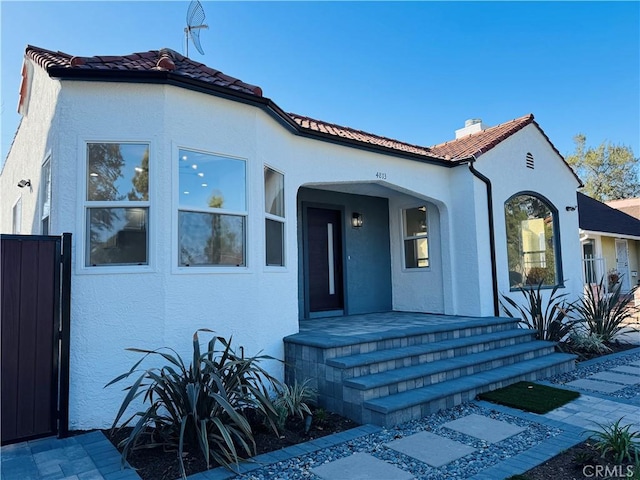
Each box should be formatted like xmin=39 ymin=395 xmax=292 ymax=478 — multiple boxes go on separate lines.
xmin=266 ymin=218 xmax=284 ymax=266
xmin=87 ymin=143 xmax=149 ymax=202
xmin=178 ymin=211 xmax=245 ymax=267
xmin=86 ymin=207 xmax=148 ymax=266
xmin=264 ymin=167 xmax=284 ymax=217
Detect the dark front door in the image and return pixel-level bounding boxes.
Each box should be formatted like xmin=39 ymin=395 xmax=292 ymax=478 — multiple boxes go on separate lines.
xmin=306 ymin=207 xmax=344 ymax=313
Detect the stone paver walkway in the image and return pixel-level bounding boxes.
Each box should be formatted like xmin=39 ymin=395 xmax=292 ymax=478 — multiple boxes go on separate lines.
xmin=3 ymin=347 xmax=639 ymax=480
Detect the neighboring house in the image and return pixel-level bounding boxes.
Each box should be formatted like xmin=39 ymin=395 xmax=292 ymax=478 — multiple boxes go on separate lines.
xmin=578 ymin=192 xmax=640 ymax=293
xmin=0 ymin=46 xmax=584 ymax=429
xmin=607 ymin=197 xmax=640 ymax=221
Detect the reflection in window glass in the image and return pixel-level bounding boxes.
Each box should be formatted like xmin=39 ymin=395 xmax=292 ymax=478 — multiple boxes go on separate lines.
xmin=85 ymin=143 xmax=150 ymax=267
xmin=87 ymin=143 xmax=149 ymax=201
xmin=178 ymin=212 xmax=245 ymax=266
xmin=178 ymin=149 xmax=247 ymax=267
xmin=41 ymin=160 xmax=51 ymax=235
xmin=87 ymin=207 xmax=148 ymax=266
xmin=265 ymin=219 xmax=284 ymax=266
xmin=264 ymin=166 xmax=285 ymax=267
xmin=264 ymin=167 xmax=284 ymax=217
xmin=505 ymin=194 xmax=558 ymax=287
xmin=403 ymin=206 xmax=428 ymax=268
xmin=179 ymin=150 xmax=245 ymax=212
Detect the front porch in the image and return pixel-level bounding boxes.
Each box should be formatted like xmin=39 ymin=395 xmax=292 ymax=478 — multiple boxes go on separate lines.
xmin=284 ymin=312 xmax=576 ymax=427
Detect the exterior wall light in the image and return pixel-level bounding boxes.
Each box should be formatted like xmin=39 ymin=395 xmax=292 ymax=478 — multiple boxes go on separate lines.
xmin=352 ymin=212 xmax=363 ymax=228
xmin=17 ymin=179 xmax=31 ymax=188
xmin=565 ymin=205 xmax=577 ymax=211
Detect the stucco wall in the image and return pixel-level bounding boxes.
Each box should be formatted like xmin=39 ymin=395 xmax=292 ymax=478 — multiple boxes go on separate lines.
xmin=0 ymin=60 xmax=61 ymax=234
xmin=476 ymin=124 xmax=584 ymax=308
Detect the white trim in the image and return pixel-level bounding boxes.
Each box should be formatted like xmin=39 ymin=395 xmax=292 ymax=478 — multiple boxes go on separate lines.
xmin=579 ymin=229 xmax=640 ymax=242
xmin=12 ymin=196 xmax=22 ymax=234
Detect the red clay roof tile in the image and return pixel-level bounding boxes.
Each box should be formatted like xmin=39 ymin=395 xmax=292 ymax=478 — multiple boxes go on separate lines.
xmin=25 ymin=45 xmax=263 ymax=97
xmin=23 ymin=45 xmax=576 ymax=175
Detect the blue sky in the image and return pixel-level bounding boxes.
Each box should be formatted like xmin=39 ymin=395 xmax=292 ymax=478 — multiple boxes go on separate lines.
xmin=1 ymin=1 xmax=639 ymax=164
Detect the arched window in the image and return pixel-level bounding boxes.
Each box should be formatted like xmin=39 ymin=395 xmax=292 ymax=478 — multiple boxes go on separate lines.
xmin=504 ymin=193 xmax=561 ymax=288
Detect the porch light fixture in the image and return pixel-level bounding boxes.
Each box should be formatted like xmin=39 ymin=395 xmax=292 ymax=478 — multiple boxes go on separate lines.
xmin=351 ymin=212 xmax=363 ymax=228
xmin=565 ymin=205 xmax=577 ymax=211
xmin=17 ymin=179 xmax=31 ymax=188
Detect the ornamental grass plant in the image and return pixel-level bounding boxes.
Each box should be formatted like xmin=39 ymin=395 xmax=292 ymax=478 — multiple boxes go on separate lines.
xmin=571 ymin=278 xmax=639 ymax=343
xmin=500 ymin=282 xmax=578 ymax=342
xmin=106 ymin=329 xmax=280 ymax=479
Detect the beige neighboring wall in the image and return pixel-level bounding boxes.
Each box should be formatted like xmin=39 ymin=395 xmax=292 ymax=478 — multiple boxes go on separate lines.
xmin=606 ymin=198 xmax=640 ymax=220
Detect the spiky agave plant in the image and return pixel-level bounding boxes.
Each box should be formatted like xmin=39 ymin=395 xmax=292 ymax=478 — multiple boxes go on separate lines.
xmin=500 ymin=281 xmax=578 ymax=341
xmin=572 ymin=277 xmax=639 ymax=343
xmin=106 ymin=329 xmax=280 ymax=478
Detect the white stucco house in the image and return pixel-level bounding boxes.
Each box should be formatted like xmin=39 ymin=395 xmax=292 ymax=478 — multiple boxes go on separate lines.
xmin=1 ymin=46 xmax=584 ymax=429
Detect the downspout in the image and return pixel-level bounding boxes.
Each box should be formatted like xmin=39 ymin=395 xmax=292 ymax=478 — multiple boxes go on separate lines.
xmin=467 ymin=155 xmax=500 ymax=316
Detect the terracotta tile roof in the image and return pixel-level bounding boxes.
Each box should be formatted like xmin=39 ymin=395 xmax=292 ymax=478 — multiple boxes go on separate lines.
xmin=429 ymin=114 xmax=534 ymax=160
xmin=288 ymin=114 xmax=436 ymax=159
xmin=25 ymin=45 xmax=263 ymax=96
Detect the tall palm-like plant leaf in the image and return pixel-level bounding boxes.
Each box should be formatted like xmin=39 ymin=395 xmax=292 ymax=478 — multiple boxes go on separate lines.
xmin=106 ymin=329 xmax=280 ymax=478
xmin=500 ymin=281 xmax=578 ymax=341
xmin=572 ymin=278 xmax=638 ymax=342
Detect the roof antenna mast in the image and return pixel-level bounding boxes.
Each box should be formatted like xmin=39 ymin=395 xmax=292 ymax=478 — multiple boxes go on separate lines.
xmin=185 ymin=0 xmax=208 ymax=57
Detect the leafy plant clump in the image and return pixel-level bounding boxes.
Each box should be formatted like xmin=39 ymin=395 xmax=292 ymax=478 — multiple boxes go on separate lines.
xmin=500 ymin=282 xmax=578 ymax=342
xmin=571 ymin=278 xmax=639 ymax=343
xmin=567 ymin=331 xmax=612 ymax=355
xmin=586 ymin=417 xmax=640 ymax=463
xmin=106 ymin=329 xmax=280 ymax=478
xmin=273 ymin=379 xmax=316 ymax=430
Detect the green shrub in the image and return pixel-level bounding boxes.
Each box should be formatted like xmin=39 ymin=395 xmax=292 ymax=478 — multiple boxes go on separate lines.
xmin=572 ymin=278 xmax=639 ymax=343
xmin=273 ymin=379 xmax=316 ymax=430
xmin=586 ymin=417 xmax=640 ymax=463
xmin=106 ymin=329 xmax=280 ymax=478
xmin=568 ymin=331 xmax=612 ymax=354
xmin=501 ymin=282 xmax=578 ymax=341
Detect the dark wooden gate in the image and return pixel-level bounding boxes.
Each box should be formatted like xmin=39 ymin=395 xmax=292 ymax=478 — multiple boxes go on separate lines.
xmin=1 ymin=233 xmax=71 ymax=445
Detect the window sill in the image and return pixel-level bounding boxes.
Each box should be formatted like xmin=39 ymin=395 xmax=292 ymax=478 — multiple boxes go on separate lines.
xmin=77 ymin=265 xmax=156 ymax=275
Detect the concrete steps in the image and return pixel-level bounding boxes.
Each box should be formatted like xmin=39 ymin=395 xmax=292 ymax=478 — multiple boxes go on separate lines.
xmin=283 ymin=313 xmax=577 ymax=427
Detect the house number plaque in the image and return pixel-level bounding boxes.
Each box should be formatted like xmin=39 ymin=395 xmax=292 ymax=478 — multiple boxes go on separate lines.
xmin=375 ymin=172 xmax=387 ymax=180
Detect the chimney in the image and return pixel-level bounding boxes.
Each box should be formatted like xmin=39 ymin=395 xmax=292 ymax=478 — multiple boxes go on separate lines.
xmin=455 ymin=118 xmax=487 ymax=139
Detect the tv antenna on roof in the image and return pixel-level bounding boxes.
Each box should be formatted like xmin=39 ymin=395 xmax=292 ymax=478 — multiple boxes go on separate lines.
xmin=185 ymin=0 xmax=208 ymax=57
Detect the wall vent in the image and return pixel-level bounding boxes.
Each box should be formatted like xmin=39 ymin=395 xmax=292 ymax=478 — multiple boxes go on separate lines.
xmin=526 ymin=152 xmax=535 ymax=169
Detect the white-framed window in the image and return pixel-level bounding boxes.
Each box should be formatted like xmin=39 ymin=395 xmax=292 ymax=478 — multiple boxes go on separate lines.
xmin=84 ymin=142 xmax=150 ymax=267
xmin=264 ymin=166 xmax=285 ymax=267
xmin=40 ymin=157 xmax=51 ymax=235
xmin=403 ymin=206 xmax=429 ymax=268
xmin=178 ymin=148 xmax=246 ymax=267
xmin=12 ymin=197 xmax=22 ymax=234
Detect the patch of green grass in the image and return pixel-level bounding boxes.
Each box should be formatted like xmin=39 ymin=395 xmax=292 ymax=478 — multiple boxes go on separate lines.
xmin=478 ymin=381 xmax=579 ymax=414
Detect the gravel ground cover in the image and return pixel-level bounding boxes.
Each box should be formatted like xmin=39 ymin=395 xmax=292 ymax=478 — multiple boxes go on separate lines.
xmin=548 ymin=350 xmax=640 ymax=399
xmin=238 ymin=403 xmax=562 ymax=480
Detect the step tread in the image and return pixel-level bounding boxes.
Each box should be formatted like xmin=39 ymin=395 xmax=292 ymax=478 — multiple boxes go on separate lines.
xmin=363 ymin=353 xmax=576 ymax=414
xmin=344 ymin=341 xmax=556 ymax=390
xmin=327 ymin=329 xmax=535 ymax=369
